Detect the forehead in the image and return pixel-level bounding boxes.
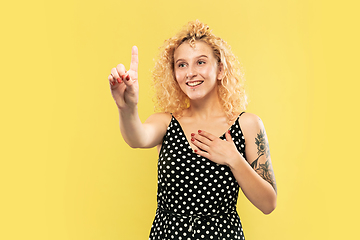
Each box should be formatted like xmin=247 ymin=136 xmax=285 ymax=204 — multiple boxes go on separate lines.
xmin=174 ymin=40 xmax=214 ymax=60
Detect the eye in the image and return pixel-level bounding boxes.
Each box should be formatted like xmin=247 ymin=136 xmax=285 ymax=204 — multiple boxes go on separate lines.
xmin=178 ymin=63 xmax=186 ymax=68
xmin=198 ymin=60 xmax=206 ymax=65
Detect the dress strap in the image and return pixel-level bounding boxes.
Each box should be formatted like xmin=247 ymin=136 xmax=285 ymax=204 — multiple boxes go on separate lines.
xmin=234 ymin=112 xmax=245 ymax=122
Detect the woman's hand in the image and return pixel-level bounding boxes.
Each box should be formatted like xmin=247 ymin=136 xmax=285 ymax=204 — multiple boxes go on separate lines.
xmin=190 ymin=130 xmax=244 ymax=166
xmin=108 ymin=46 xmax=139 ymax=110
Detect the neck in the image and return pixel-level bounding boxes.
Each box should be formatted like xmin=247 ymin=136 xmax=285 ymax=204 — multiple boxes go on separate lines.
xmin=185 ymin=94 xmax=225 ymax=120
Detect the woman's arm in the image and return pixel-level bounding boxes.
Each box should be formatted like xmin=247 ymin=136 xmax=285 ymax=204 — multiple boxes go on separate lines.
xmin=190 ymin=113 xmax=277 ymax=214
xmin=228 ymin=113 xmax=277 ymax=214
xmin=108 ymin=46 xmax=171 ymax=148
xmin=119 ymin=109 xmax=171 ymax=148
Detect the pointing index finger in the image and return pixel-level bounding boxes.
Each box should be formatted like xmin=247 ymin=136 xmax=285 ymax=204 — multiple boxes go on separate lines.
xmin=130 ymin=46 xmax=138 ymax=73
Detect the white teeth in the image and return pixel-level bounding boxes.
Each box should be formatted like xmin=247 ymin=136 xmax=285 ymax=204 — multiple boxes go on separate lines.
xmin=187 ymin=81 xmax=203 ymax=87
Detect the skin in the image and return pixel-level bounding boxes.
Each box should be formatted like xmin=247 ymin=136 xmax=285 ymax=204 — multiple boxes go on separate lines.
xmin=173 ymin=41 xmax=222 ymax=103
xmin=108 ymin=41 xmax=277 ymax=214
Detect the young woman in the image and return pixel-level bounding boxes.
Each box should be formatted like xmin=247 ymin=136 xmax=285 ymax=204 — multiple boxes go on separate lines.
xmin=108 ymin=20 xmax=277 ymax=240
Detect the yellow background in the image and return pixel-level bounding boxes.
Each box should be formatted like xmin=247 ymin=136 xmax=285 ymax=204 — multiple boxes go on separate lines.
xmin=1 ymin=0 xmax=359 ymax=239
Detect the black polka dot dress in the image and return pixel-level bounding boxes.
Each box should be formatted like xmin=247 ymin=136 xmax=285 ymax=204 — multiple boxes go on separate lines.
xmin=149 ymin=113 xmax=246 ymax=240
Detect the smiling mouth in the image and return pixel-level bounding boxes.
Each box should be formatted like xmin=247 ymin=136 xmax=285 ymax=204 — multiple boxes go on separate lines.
xmin=186 ymin=81 xmax=204 ymax=87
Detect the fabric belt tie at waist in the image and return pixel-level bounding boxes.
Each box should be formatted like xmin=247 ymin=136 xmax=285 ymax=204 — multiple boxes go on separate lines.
xmin=157 ymin=207 xmax=236 ymax=236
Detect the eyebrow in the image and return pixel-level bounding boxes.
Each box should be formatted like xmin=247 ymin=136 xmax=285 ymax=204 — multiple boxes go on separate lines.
xmin=175 ymin=55 xmax=209 ymax=64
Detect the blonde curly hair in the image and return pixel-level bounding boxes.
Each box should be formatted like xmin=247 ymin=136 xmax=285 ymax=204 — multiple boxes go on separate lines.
xmin=152 ymin=20 xmax=247 ymax=121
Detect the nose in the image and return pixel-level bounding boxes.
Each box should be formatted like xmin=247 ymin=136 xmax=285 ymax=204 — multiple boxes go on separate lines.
xmin=186 ymin=65 xmax=197 ymax=79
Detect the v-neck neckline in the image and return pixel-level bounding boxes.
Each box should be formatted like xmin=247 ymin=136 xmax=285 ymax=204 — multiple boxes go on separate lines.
xmin=171 ymin=114 xmax=240 ymax=147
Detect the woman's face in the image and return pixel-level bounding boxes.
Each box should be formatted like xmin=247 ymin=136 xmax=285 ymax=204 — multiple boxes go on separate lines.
xmin=173 ymin=41 xmax=222 ymax=101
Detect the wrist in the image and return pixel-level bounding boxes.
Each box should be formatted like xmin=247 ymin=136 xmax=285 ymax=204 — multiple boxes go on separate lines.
xmin=118 ymin=104 xmax=138 ymax=114
xmin=227 ymin=153 xmax=246 ymax=170
xmin=118 ymin=105 xmax=139 ymax=123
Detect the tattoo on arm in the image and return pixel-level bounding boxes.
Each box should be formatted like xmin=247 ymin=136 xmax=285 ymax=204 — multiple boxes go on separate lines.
xmin=251 ymin=129 xmax=277 ymax=193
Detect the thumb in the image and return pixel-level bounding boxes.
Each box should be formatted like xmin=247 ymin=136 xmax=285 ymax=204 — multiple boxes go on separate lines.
xmin=225 ymin=130 xmax=233 ymax=142
xmin=122 ymin=73 xmax=136 ymax=88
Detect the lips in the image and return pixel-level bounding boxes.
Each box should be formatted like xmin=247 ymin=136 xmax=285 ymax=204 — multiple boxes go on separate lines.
xmin=186 ymin=81 xmax=204 ymax=87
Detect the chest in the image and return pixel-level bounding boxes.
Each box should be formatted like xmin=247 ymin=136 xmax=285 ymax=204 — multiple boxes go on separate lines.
xmin=177 ymin=118 xmax=231 ymax=148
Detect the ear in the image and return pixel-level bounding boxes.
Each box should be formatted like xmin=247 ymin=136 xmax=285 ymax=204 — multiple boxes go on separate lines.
xmin=217 ymin=62 xmax=224 ymax=80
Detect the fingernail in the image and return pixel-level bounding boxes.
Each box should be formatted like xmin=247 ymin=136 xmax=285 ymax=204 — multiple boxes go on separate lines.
xmin=126 ymin=75 xmax=130 ymax=80
xmin=191 ymin=138 xmax=194 ymax=142
xmin=111 ymin=81 xmax=115 ymax=86
xmin=121 ymin=75 xmax=125 ymax=80
xmin=191 ymin=133 xmax=195 ymax=137
xmin=228 ymin=130 xmax=231 ymax=134
xmin=117 ymin=78 xmax=121 ymax=83
xmin=198 ymin=130 xmax=202 ymax=133
xmin=194 ymin=149 xmax=198 ymax=153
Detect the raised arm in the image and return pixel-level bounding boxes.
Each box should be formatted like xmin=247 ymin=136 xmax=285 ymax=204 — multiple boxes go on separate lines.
xmin=108 ymin=46 xmax=170 ymax=148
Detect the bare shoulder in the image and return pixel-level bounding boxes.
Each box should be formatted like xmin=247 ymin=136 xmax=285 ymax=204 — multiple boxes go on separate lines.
xmin=145 ymin=112 xmax=172 ymax=128
xmin=238 ymin=112 xmax=265 ymax=132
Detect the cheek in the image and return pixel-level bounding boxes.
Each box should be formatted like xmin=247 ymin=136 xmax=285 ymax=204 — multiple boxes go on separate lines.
xmin=174 ymin=70 xmax=183 ymax=82
xmin=199 ymin=65 xmax=215 ymax=78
